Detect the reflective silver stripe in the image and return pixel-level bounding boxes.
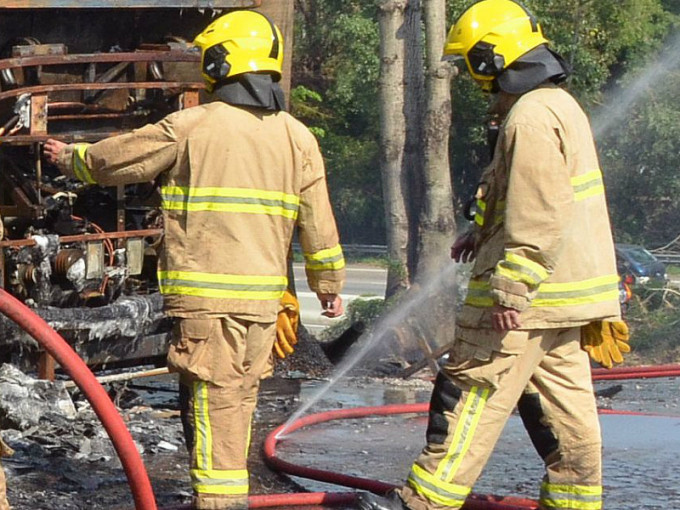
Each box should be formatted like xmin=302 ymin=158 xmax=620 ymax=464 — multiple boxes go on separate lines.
xmin=436 ymin=386 xmax=489 ymax=482
xmin=407 ymin=463 xmax=470 ymax=508
xmin=161 ymin=185 xmax=299 ymax=219
xmin=191 ymin=468 xmax=249 ymax=495
xmin=304 ymin=245 xmax=346 ymax=271
xmin=158 ymin=271 xmax=287 ymax=301
xmin=571 ymin=170 xmax=604 ymax=202
xmin=193 ymin=381 xmax=212 ymax=471
xmin=540 ymin=481 xmax=602 ymax=510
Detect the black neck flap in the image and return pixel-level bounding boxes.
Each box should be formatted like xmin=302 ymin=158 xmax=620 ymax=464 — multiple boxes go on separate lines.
xmin=213 ymin=73 xmax=286 ymax=112
xmin=496 ymin=45 xmax=571 ymax=95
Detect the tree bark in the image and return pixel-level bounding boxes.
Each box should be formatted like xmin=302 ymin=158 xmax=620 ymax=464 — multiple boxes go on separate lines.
xmin=258 ymin=1 xmax=295 ymax=99
xmin=403 ymin=0 xmax=424 ymax=280
xmin=415 ymin=0 xmax=455 ymax=283
xmin=377 ymin=0 xmax=411 ymax=296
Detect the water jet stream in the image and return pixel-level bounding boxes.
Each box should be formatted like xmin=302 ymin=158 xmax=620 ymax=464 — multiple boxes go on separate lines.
xmin=278 ymin=262 xmax=459 ymax=437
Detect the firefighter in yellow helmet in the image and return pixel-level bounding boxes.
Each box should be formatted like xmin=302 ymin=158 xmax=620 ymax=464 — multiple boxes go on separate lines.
xmin=44 ymin=10 xmax=345 ymax=510
xmin=358 ymin=2 xmax=627 ymax=510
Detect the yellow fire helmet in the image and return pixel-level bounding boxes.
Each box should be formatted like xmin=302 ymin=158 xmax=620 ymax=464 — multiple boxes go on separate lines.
xmin=194 ymin=10 xmax=284 ymax=92
xmin=444 ymin=0 xmax=548 ymax=91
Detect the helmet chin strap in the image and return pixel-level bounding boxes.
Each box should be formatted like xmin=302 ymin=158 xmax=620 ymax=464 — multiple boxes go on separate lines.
xmin=213 ymin=73 xmax=286 ymax=112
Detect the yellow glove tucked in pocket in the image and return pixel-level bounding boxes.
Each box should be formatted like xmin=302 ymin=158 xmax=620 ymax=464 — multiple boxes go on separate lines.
xmin=581 ymin=320 xmax=631 ymax=369
xmin=273 ymin=290 xmax=300 ymax=359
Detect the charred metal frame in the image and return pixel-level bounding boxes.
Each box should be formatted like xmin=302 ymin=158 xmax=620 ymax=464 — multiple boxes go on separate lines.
xmin=0 ymin=0 xmax=293 ymax=378
xmin=0 ymin=42 xmax=203 ymax=378
xmin=2 ymin=1 xmax=259 ymax=8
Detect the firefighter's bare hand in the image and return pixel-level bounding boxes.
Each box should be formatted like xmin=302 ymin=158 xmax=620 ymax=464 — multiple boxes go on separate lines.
xmin=318 ymin=293 xmax=343 ymax=318
xmin=451 ymin=231 xmax=475 ymax=263
xmin=491 ymin=304 xmax=521 ymax=333
xmin=43 ymin=138 xmax=66 ymax=165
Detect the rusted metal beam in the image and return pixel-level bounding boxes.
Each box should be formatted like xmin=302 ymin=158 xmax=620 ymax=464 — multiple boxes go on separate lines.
xmin=0 ymin=51 xmax=200 ymax=72
xmin=1 ymin=1 xmax=260 ymax=8
xmin=30 ymin=94 xmax=48 ymax=135
xmin=38 ymin=352 xmax=56 ymax=381
xmin=0 ymin=81 xmax=204 ymax=102
xmin=0 ymin=132 xmax=127 ymax=144
xmin=48 ymin=112 xmax=150 ymax=121
xmin=0 ymin=228 xmax=163 ymax=248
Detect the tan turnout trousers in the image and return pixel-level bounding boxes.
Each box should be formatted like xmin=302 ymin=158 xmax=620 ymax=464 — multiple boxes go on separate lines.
xmin=399 ymin=327 xmax=602 ymax=510
xmin=0 ymin=462 xmax=8 ymax=510
xmin=168 ymin=316 xmax=276 ymax=510
xmin=0 ymin=436 xmax=13 ymax=510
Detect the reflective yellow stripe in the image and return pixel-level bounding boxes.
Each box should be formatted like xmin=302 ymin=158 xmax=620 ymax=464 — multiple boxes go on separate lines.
xmin=407 ymin=464 xmax=470 ymax=508
xmin=496 ymin=252 xmax=550 ymax=287
xmin=190 ymin=383 xmax=250 ymax=496
xmin=540 ymin=482 xmax=602 ymax=510
xmin=161 ymin=185 xmax=300 ymax=219
xmin=494 ymin=200 xmax=505 ymax=225
xmin=436 ymin=386 xmax=489 ymax=481
xmin=534 ymin=274 xmax=619 ymax=307
xmin=72 ymin=143 xmax=96 ymax=184
xmin=304 ymin=244 xmax=346 ymax=271
xmin=571 ymin=170 xmax=604 ymax=202
xmin=191 ymin=468 xmax=249 ymax=496
xmin=465 ymin=274 xmax=619 ymax=309
xmin=464 ymin=280 xmax=494 ymax=307
xmin=475 ymin=199 xmax=486 ymax=227
xmin=193 ymin=381 xmax=212 ymax=471
xmin=158 ymin=271 xmax=287 ymax=300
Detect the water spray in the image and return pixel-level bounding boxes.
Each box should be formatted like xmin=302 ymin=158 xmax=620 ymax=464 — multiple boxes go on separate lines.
xmin=277 ymin=261 xmax=458 ymax=437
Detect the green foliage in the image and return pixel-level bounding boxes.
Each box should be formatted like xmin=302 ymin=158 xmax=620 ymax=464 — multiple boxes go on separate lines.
xmin=625 ymin=286 xmax=680 ymax=362
xmin=319 ymin=296 xmax=386 ymax=342
xmin=292 ymin=0 xmax=680 ymax=249
xmin=599 ymin=65 xmax=680 ymax=246
xmin=293 ymin=0 xmax=382 ymax=243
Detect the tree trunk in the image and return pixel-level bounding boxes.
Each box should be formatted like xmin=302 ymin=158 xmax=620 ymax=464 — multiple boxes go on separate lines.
xmin=415 ymin=0 xmax=455 ymax=283
xmin=378 ymin=0 xmax=411 ymax=296
xmin=403 ymin=0 xmax=424 ymax=280
xmin=258 ymin=1 xmax=295 ymax=99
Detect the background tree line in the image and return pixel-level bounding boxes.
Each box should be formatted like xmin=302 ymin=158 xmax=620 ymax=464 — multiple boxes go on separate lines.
xmin=291 ymin=0 xmax=680 ymax=259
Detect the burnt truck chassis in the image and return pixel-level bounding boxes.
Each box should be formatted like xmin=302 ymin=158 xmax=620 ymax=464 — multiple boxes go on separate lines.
xmin=0 ymin=2 xmax=267 ymax=378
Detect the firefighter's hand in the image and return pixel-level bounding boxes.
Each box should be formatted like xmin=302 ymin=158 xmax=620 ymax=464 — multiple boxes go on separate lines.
xmin=451 ymin=231 xmax=475 ymax=263
xmin=273 ymin=290 xmax=300 ymax=359
xmin=581 ymin=320 xmax=631 ymax=369
xmin=318 ymin=293 xmax=343 ymax=318
xmin=491 ymin=304 xmax=521 ymax=333
xmin=44 ymin=138 xmax=66 ymax=165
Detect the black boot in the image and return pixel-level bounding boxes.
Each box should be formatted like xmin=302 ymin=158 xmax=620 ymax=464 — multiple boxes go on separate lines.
xmin=356 ymin=491 xmax=411 ymax=510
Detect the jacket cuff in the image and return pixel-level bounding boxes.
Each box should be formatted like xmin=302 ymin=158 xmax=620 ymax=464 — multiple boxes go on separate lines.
xmin=489 ymin=274 xmax=532 ymax=312
xmin=306 ymin=268 xmax=345 ymax=296
xmin=57 ymin=145 xmax=77 ymax=179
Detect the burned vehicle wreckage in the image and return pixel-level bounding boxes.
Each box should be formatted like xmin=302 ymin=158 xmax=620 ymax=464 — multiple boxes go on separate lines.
xmin=0 ymin=1 xmax=294 ymax=378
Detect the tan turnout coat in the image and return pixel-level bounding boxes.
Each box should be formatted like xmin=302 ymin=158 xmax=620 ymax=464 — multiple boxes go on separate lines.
xmin=459 ymin=85 xmax=620 ymax=331
xmin=57 ymin=102 xmax=345 ymax=321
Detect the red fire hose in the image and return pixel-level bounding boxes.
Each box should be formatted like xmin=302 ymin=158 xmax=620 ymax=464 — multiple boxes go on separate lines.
xmin=262 ymin=403 xmax=539 ymax=510
xmin=592 ymin=364 xmax=680 ymax=380
xmin=0 ymin=288 xmax=157 ymax=510
xmin=4 ymin=284 xmax=680 ymax=510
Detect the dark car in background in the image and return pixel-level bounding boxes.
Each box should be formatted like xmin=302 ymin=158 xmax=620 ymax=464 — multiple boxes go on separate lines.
xmin=615 ymin=243 xmax=668 ymax=287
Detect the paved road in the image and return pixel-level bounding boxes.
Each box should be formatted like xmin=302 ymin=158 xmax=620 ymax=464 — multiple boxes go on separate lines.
xmin=293 ymin=262 xmax=387 ymax=333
